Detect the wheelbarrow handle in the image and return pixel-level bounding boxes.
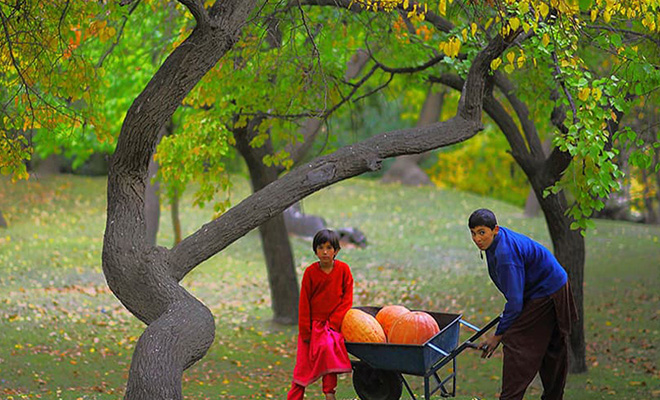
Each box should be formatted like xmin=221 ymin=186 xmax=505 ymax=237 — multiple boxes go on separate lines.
xmin=458 ymin=315 xmax=501 ymax=352
xmin=429 ymin=315 xmax=502 ymax=372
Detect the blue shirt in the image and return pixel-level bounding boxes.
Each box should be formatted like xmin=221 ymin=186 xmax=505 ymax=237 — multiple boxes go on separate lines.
xmin=485 ymin=226 xmax=567 ymax=335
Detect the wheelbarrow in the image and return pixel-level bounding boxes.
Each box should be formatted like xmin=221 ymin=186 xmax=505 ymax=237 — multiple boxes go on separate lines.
xmin=345 ymin=306 xmax=501 ymax=400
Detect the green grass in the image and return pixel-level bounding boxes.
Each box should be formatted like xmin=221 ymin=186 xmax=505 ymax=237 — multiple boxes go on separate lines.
xmin=0 ymin=175 xmax=658 ymax=400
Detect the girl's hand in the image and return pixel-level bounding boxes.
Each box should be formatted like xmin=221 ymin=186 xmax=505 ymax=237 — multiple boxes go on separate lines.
xmin=480 ymin=334 xmax=502 ymax=358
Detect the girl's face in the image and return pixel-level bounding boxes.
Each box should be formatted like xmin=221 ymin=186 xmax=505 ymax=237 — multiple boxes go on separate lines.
xmin=470 ymin=225 xmax=499 ymax=251
xmin=315 ymin=241 xmax=338 ymax=265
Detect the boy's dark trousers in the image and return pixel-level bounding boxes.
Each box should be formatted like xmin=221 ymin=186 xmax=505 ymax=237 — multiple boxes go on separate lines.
xmin=499 ymin=283 xmax=576 ymax=400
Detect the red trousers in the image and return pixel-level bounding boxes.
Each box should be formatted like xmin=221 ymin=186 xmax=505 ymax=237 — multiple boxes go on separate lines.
xmin=287 ymin=373 xmax=337 ymax=400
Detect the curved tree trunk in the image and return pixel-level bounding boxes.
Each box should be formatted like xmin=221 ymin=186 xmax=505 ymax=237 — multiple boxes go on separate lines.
xmin=103 ymin=2 xmax=257 ymax=399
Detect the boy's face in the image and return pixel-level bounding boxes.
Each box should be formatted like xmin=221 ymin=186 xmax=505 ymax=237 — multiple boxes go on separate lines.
xmin=470 ymin=225 xmax=499 ymax=251
xmin=315 ymin=241 xmax=338 ymax=263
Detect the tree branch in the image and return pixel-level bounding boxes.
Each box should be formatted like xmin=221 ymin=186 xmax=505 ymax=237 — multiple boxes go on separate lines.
xmin=177 ymin=0 xmax=211 ymax=27
xmin=98 ymin=0 xmax=141 ymax=68
xmin=170 ymin=115 xmax=481 ymax=280
xmin=493 ymin=72 xmax=545 ymax=158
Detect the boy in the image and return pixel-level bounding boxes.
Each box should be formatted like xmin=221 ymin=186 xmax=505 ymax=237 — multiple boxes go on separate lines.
xmin=468 ymin=209 xmax=577 ymax=400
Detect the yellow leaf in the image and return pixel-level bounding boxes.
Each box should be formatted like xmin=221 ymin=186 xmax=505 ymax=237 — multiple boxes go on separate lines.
xmin=438 ymin=0 xmax=446 ymax=15
xmin=471 ymin=22 xmax=478 ymax=36
xmin=509 ymin=17 xmax=520 ymax=31
xmin=539 ymin=3 xmax=549 ymax=18
xmin=449 ymin=37 xmax=462 ymax=57
xmin=516 ymin=54 xmax=525 ymax=68
xmin=506 ymin=51 xmax=516 ymax=65
xmin=404 ymin=0 xmax=409 ymax=9
xmin=490 ymin=58 xmax=502 ymax=70
xmin=603 ymin=10 xmax=611 ymax=23
xmin=591 ymin=9 xmax=598 ymax=21
xmin=462 ymin=28 xmax=468 ymax=42
xmin=592 ymin=87 xmax=602 ymax=101
xmin=504 ymin=64 xmax=515 ymax=73
xmin=578 ymin=87 xmax=590 ymax=101
xmin=542 ymin=33 xmax=550 ymax=47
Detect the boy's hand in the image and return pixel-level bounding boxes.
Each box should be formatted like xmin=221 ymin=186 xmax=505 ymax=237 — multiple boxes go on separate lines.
xmin=480 ymin=334 xmax=502 ymax=358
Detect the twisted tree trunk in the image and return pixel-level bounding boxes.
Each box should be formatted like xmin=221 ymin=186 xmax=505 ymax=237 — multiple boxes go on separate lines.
xmin=102 ymin=1 xmax=512 ymax=397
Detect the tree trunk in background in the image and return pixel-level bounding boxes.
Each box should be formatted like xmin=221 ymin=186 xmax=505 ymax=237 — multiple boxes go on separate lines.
xmin=641 ymin=167 xmax=658 ymax=224
xmin=531 ymin=177 xmax=587 ymax=373
xmin=144 ymin=121 xmax=173 ymax=246
xmin=144 ymin=156 xmax=161 ymax=246
xmin=171 ymin=190 xmax=182 ymax=246
xmin=523 ymin=139 xmax=551 ymax=218
xmin=655 ymin=148 xmax=660 ymax=224
xmin=235 ymin=121 xmax=299 ymax=325
xmin=33 ymin=154 xmax=61 ymax=177
xmin=0 ymin=211 xmax=7 ymax=228
xmin=381 ymin=88 xmax=444 ymax=186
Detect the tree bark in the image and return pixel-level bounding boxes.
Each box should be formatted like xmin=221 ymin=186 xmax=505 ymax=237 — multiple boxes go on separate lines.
xmin=102 ymin=1 xmax=511 ymax=397
xmin=103 ymin=2 xmax=257 ymax=399
xmin=523 ymin=139 xmax=551 ymax=218
xmin=0 ymin=210 xmax=6 ymax=228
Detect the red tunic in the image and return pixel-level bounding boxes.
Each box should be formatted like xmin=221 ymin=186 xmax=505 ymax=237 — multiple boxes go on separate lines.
xmin=298 ymin=260 xmax=354 ymax=341
xmin=292 ymin=260 xmax=353 ymax=386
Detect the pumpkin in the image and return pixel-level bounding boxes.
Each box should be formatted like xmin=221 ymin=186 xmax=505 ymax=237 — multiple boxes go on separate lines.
xmin=341 ymin=309 xmax=386 ymax=343
xmin=375 ymin=305 xmax=411 ymax=337
xmin=387 ymin=311 xmax=440 ymax=345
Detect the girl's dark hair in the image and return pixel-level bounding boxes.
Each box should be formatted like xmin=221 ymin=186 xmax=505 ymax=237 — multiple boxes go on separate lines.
xmin=312 ymin=229 xmax=341 ymax=252
xmin=468 ymin=208 xmax=498 ymax=229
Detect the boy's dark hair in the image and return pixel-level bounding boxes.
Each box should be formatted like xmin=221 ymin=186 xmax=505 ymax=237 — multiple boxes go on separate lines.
xmin=312 ymin=229 xmax=341 ymax=252
xmin=468 ymin=208 xmax=498 ymax=229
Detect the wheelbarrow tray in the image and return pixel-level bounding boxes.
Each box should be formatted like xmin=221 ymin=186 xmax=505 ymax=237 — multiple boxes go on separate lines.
xmin=345 ymin=307 xmax=461 ymax=376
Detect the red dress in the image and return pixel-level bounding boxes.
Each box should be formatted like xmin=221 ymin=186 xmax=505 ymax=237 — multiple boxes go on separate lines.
xmin=292 ymin=260 xmax=353 ymax=386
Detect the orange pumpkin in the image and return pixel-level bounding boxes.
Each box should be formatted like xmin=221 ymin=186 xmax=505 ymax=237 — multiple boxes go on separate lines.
xmin=341 ymin=309 xmax=386 ymax=343
xmin=375 ymin=305 xmax=411 ymax=337
xmin=387 ymin=311 xmax=440 ymax=345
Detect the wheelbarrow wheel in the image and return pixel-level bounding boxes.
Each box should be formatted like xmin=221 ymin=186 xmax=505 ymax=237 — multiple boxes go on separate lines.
xmin=352 ymin=362 xmax=402 ymax=400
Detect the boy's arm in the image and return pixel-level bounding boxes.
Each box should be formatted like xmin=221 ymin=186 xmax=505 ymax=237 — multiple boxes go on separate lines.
xmin=329 ymin=265 xmax=354 ymax=332
xmin=494 ymin=262 xmax=524 ymax=336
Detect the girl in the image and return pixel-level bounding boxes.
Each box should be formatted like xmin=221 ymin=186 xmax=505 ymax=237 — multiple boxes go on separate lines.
xmin=287 ymin=229 xmax=354 ymax=400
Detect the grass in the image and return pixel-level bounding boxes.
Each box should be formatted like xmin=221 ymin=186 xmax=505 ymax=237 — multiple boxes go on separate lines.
xmin=0 ymin=174 xmax=658 ymax=400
